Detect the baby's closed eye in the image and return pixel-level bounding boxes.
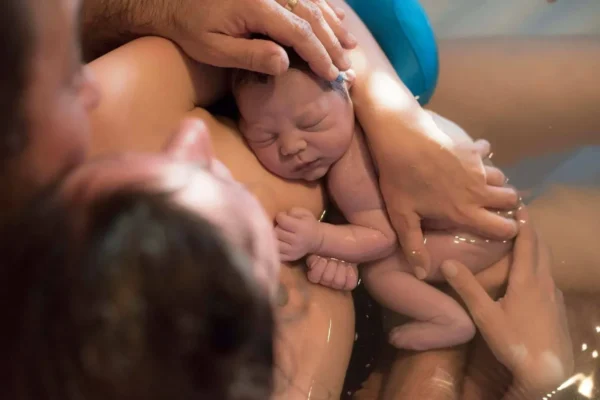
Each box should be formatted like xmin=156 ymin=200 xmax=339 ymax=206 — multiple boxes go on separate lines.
xmin=246 ymin=131 xmax=277 ymax=146
xmin=298 ymin=115 xmax=328 ymax=132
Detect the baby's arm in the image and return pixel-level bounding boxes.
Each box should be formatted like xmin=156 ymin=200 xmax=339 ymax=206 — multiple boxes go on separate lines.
xmin=275 ymin=127 xmax=396 ymax=264
xmin=322 ymin=127 xmax=397 ymax=262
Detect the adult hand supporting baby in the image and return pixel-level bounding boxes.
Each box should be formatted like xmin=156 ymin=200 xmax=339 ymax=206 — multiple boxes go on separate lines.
xmin=440 ymin=207 xmax=574 ymax=399
xmin=378 ymin=111 xmax=519 ymax=279
xmin=82 ymin=0 xmax=356 ymax=81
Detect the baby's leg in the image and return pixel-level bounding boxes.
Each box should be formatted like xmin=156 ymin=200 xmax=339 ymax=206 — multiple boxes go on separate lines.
xmin=362 ymin=252 xmax=475 ymax=351
xmin=422 ymin=229 xmax=512 ymax=282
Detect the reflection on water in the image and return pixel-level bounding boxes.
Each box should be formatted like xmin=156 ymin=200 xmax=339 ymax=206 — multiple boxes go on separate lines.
xmin=346 ymin=181 xmax=600 ymax=398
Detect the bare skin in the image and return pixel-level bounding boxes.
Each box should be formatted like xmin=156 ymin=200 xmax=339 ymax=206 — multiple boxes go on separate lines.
xmin=360 ymin=35 xmax=600 ymax=400
xmin=234 ymin=66 xmax=515 ymax=351
xmin=89 ymin=37 xmax=355 ymax=400
xmin=234 ymin=69 xmax=396 ymax=285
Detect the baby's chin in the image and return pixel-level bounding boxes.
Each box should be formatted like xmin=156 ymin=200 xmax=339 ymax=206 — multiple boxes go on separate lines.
xmin=276 ymin=165 xmax=329 ymax=182
xmin=298 ymin=165 xmax=330 ymax=181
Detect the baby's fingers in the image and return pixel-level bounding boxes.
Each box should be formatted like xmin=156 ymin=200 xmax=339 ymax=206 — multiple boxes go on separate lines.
xmin=275 ymin=212 xmax=301 ymax=231
xmin=275 ymin=226 xmax=296 ymax=243
xmin=278 ymin=241 xmax=295 ymax=261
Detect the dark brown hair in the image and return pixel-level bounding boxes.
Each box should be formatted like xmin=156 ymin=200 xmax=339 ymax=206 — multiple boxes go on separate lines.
xmin=0 ymin=0 xmax=32 ymax=160
xmin=0 ymin=187 xmax=274 ymax=400
xmin=231 ymin=35 xmax=348 ymax=100
xmin=0 ymin=0 xmax=34 ymax=224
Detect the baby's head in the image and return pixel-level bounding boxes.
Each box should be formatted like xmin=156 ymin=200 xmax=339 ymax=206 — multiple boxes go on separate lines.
xmin=232 ymin=43 xmax=355 ymax=181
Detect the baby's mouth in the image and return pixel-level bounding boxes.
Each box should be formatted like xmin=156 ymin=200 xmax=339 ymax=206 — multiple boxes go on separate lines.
xmin=293 ymin=158 xmax=320 ymax=172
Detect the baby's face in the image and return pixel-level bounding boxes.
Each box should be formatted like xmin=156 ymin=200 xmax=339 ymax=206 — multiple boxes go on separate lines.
xmin=236 ymin=69 xmax=354 ymax=181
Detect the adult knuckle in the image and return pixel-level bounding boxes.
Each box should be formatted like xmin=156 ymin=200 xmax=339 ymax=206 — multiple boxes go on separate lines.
xmin=306 ymin=3 xmax=324 ymax=22
xmin=294 ymin=19 xmax=313 ymax=40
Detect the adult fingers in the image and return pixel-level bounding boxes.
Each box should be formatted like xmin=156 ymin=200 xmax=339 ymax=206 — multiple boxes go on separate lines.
xmin=485 ymin=166 xmax=508 ymax=187
xmin=201 ymin=33 xmax=290 ymax=76
xmin=473 ymin=139 xmax=491 ymax=158
xmin=247 ymin=0 xmax=337 ymax=80
xmin=310 ymin=0 xmax=357 ymax=49
xmin=281 ymin=0 xmax=350 ymax=72
xmin=326 ymin=0 xmax=346 ymax=20
xmin=391 ymin=211 xmax=430 ymax=279
xmin=509 ymin=207 xmax=538 ymax=283
xmin=484 ymin=185 xmax=520 ymax=210
xmin=441 ymin=260 xmax=515 ymax=360
xmin=464 ymin=209 xmax=519 ymax=240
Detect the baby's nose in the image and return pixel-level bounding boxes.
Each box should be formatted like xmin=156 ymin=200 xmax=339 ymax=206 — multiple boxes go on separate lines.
xmin=280 ymin=135 xmax=307 ymax=156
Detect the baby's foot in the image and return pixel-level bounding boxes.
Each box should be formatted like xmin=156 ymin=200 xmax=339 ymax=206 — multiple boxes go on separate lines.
xmin=306 ymin=255 xmax=358 ymax=291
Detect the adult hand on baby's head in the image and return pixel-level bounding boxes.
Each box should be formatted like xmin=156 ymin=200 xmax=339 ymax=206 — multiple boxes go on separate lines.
xmin=379 ymin=111 xmax=520 ymax=278
xmin=441 ymin=208 xmax=574 ymax=398
xmin=160 ymin=0 xmax=356 ymax=81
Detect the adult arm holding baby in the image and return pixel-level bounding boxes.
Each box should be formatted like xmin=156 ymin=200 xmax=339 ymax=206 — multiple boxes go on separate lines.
xmin=82 ymin=0 xmax=355 ymax=80
xmin=328 ymin=0 xmax=520 ymax=278
xmin=82 ymin=0 xmax=520 ymax=279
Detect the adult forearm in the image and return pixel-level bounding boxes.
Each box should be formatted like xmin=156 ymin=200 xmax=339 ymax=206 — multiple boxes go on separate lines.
xmin=82 ymin=0 xmax=172 ymax=61
xmin=329 ymin=0 xmax=451 ymax=166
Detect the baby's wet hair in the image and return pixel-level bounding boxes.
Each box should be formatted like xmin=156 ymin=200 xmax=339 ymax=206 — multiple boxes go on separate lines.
xmin=0 ymin=185 xmax=274 ymax=400
xmin=231 ymin=35 xmax=349 ymax=101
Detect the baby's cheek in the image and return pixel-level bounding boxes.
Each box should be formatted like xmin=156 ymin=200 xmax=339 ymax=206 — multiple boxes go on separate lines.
xmin=253 ymin=147 xmax=286 ymax=175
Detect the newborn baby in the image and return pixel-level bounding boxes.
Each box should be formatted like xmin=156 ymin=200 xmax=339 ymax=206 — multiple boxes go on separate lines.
xmin=232 ymin=46 xmax=512 ymax=350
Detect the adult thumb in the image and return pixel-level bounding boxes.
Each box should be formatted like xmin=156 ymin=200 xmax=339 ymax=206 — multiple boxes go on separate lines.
xmin=202 ymin=33 xmax=290 ymax=75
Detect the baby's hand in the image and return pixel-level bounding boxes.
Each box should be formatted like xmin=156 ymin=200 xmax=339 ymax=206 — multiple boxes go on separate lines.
xmin=306 ymin=255 xmax=359 ymax=291
xmin=275 ymin=208 xmax=323 ymax=261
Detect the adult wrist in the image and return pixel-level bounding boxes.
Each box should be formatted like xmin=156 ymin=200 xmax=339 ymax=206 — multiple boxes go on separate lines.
xmin=125 ymin=0 xmax=175 ymax=38
xmin=82 ymin=0 xmax=176 ymax=61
